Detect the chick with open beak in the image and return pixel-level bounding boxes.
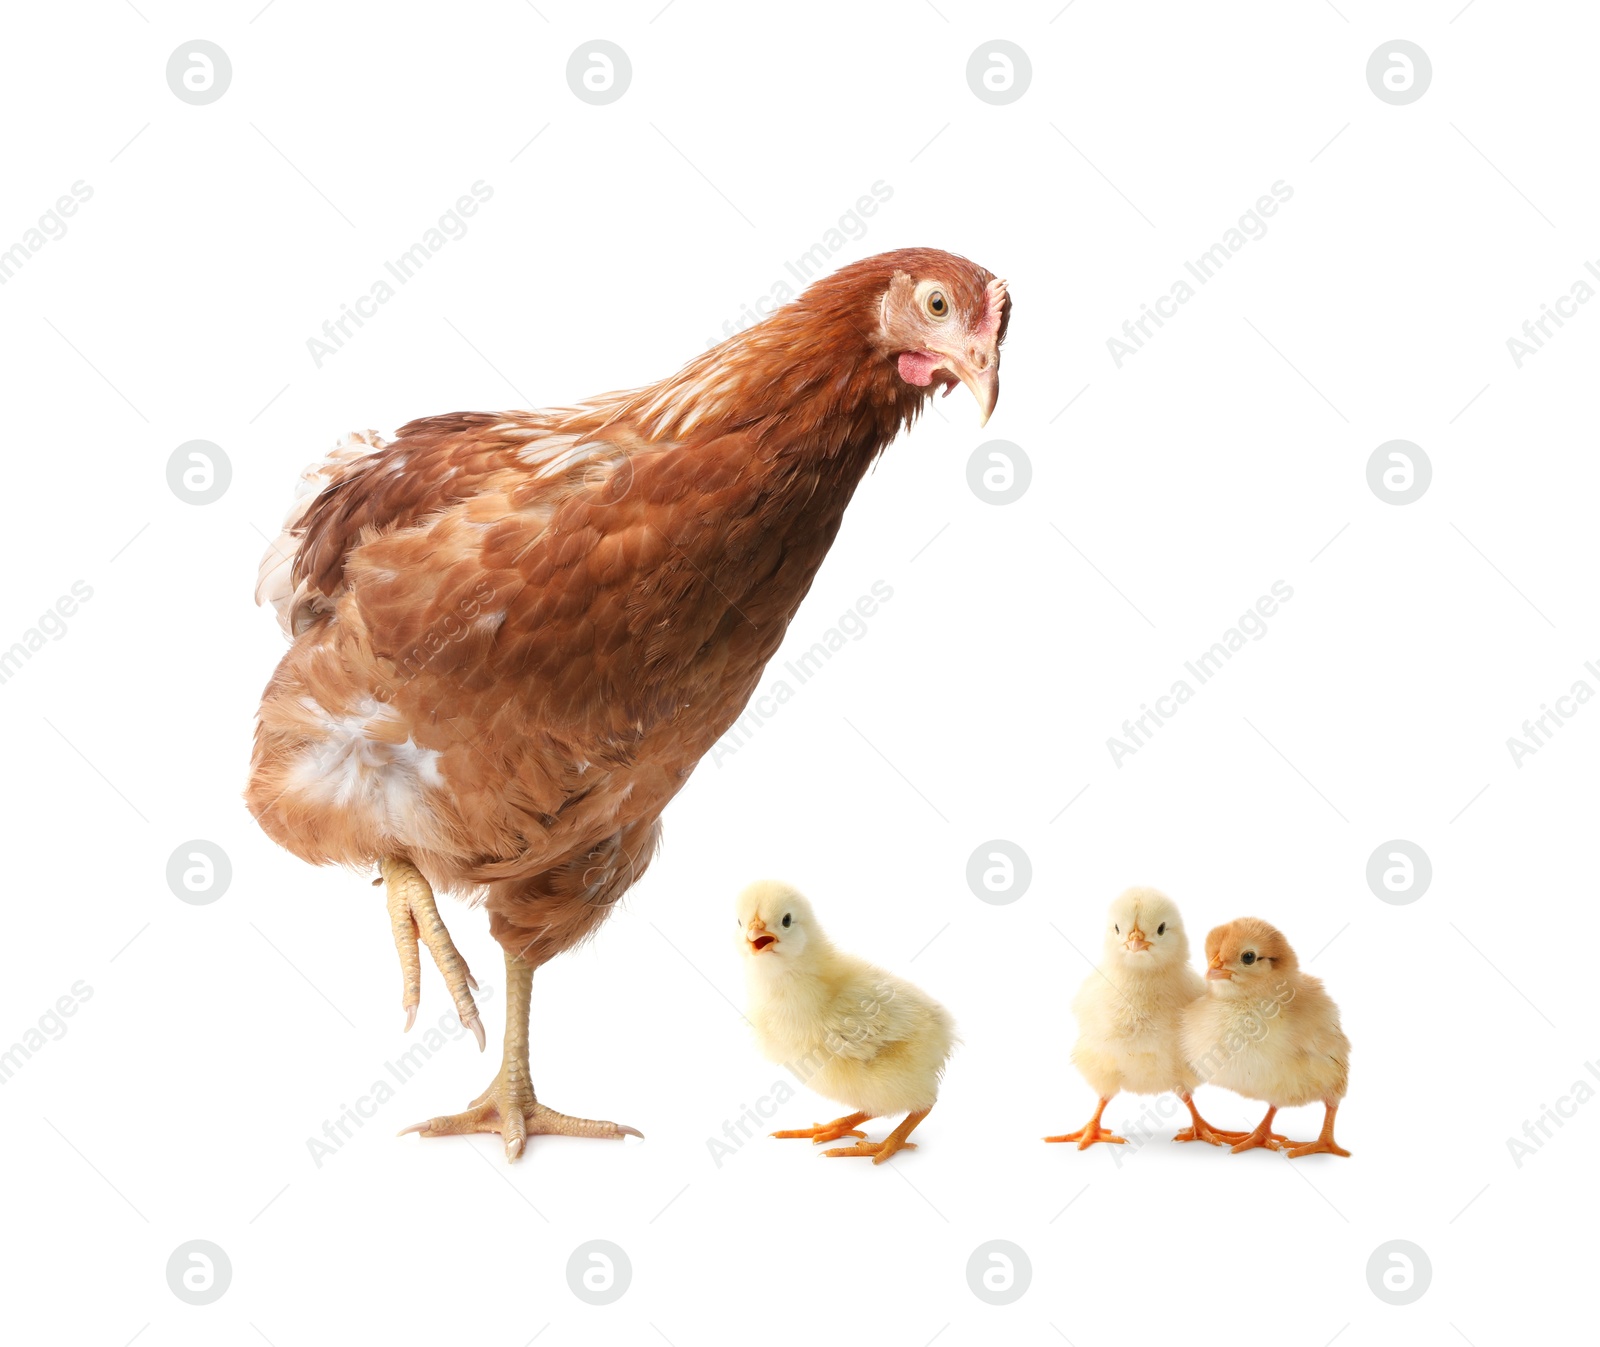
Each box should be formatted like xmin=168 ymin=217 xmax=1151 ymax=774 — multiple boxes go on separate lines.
xmin=735 ymin=880 xmax=956 ymax=1165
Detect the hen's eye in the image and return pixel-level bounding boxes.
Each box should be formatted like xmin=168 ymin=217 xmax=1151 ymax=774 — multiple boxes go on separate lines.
xmin=1241 ymin=951 xmax=1257 ymax=965
xmin=782 ymin=913 xmax=792 ymax=928
xmin=1157 ymin=923 xmax=1166 ymax=935
xmin=924 ymin=289 xmax=949 ymax=319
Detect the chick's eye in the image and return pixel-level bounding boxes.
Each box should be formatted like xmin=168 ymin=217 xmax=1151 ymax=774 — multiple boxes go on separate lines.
xmin=1157 ymin=923 xmax=1166 ymax=935
xmin=1114 ymin=924 xmax=1120 ymax=934
xmin=924 ymin=289 xmax=949 ymax=319
xmin=1241 ymin=951 xmax=1257 ymax=965
xmin=781 ymin=913 xmax=792 ymax=928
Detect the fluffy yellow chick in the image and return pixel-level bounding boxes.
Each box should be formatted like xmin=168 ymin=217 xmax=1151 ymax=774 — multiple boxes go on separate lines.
xmin=1048 ymin=886 xmax=1239 ymax=1149
xmin=736 ymin=880 xmax=955 ymax=1165
xmin=1181 ymin=917 xmax=1352 ymax=1158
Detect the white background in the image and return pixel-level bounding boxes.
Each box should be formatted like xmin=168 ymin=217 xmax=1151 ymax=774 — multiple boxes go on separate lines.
xmin=1 ymin=1 xmax=1593 ymax=1342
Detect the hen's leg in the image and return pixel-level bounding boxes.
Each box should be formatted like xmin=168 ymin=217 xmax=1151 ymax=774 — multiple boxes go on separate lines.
xmin=771 ymin=1113 xmax=871 ymax=1144
xmin=1173 ymin=1092 xmax=1250 ymax=1146
xmin=400 ymin=952 xmax=642 ymax=1162
xmin=824 ymin=1108 xmax=930 ymax=1164
xmin=1282 ymin=1102 xmax=1351 ymax=1159
xmin=1044 ymin=1095 xmax=1125 ymax=1149
xmin=381 ymin=857 xmax=483 ymax=1049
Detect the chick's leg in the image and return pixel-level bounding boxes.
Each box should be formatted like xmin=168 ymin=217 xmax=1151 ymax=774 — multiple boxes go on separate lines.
xmin=400 ymin=952 xmax=642 ymax=1162
xmin=1173 ymin=1093 xmax=1250 ymax=1146
xmin=381 ymin=857 xmax=483 ymax=1049
xmin=1229 ymin=1105 xmax=1289 ymax=1153
xmin=1044 ymin=1096 xmax=1126 ymax=1149
xmin=824 ymin=1108 xmax=930 ymax=1165
xmin=771 ymin=1113 xmax=871 ymax=1144
xmin=1282 ymin=1102 xmax=1351 ymax=1159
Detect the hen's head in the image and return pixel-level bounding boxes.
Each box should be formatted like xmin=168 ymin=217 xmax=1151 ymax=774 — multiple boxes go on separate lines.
xmin=763 ymin=247 xmax=1009 ymax=427
xmin=862 ymin=249 xmax=1010 ymax=426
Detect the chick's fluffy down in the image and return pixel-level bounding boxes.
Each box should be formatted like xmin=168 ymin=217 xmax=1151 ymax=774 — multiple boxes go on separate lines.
xmin=751 ymin=956 xmax=956 ymax=1118
xmin=1181 ymin=975 xmax=1349 ymax=1108
xmin=1071 ymin=968 xmax=1204 ymax=1100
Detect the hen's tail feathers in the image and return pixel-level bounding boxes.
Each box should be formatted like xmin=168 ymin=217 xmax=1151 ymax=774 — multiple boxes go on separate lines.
xmin=254 ymin=429 xmax=388 ymax=637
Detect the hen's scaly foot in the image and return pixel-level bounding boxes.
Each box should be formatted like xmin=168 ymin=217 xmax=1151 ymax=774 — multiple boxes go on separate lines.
xmin=824 ymin=1108 xmax=930 ymax=1165
xmin=400 ymin=1073 xmax=642 ymax=1162
xmin=399 ymin=952 xmax=640 ymax=1162
xmin=381 ymin=857 xmax=483 ymax=1050
xmin=772 ymin=1112 xmax=870 ymax=1145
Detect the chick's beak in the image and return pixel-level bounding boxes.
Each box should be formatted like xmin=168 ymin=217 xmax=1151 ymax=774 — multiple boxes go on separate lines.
xmin=1206 ymin=961 xmax=1232 ymax=981
xmin=746 ymin=918 xmax=777 ymax=953
xmin=1124 ymin=926 xmax=1152 ymax=953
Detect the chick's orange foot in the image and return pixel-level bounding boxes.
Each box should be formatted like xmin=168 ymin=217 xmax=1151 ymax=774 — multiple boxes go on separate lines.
xmin=823 ymin=1109 xmax=930 ymax=1165
xmin=1043 ymin=1123 xmax=1126 ymax=1149
xmin=1229 ymin=1107 xmax=1289 ymax=1154
xmin=1045 ymin=1097 xmax=1125 ymax=1149
xmin=771 ymin=1112 xmax=870 ymax=1145
xmin=1280 ymin=1104 xmax=1351 ymax=1159
xmin=1172 ymin=1094 xmax=1250 ymax=1146
xmin=399 ymin=953 xmax=640 ymax=1163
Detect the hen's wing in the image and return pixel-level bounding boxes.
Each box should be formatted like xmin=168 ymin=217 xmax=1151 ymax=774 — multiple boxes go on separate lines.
xmin=263 ymin=409 xmax=777 ymax=752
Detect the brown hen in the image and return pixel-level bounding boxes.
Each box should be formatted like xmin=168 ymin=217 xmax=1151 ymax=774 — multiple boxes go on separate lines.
xmin=247 ymin=248 xmax=1010 ymax=1160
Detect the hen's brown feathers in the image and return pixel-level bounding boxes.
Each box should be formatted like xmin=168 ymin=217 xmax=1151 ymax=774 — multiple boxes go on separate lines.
xmin=247 ymin=248 xmax=1006 ymax=962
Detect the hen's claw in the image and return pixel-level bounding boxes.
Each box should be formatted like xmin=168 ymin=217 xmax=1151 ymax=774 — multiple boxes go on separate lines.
xmin=401 ymin=1085 xmax=642 ymax=1162
xmin=381 ymin=857 xmax=484 ymax=1050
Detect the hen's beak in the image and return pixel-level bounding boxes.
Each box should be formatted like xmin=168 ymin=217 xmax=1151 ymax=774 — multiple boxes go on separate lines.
xmin=1124 ymin=926 xmax=1152 ymax=953
xmin=746 ymin=919 xmax=777 ymax=953
xmin=933 ymin=343 xmax=1000 ymax=427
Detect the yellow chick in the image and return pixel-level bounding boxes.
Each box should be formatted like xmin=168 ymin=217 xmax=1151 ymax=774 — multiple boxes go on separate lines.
xmin=1181 ymin=917 xmax=1352 ymax=1158
xmin=1048 ymin=886 xmax=1238 ymax=1149
xmin=736 ymin=880 xmax=956 ymax=1165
